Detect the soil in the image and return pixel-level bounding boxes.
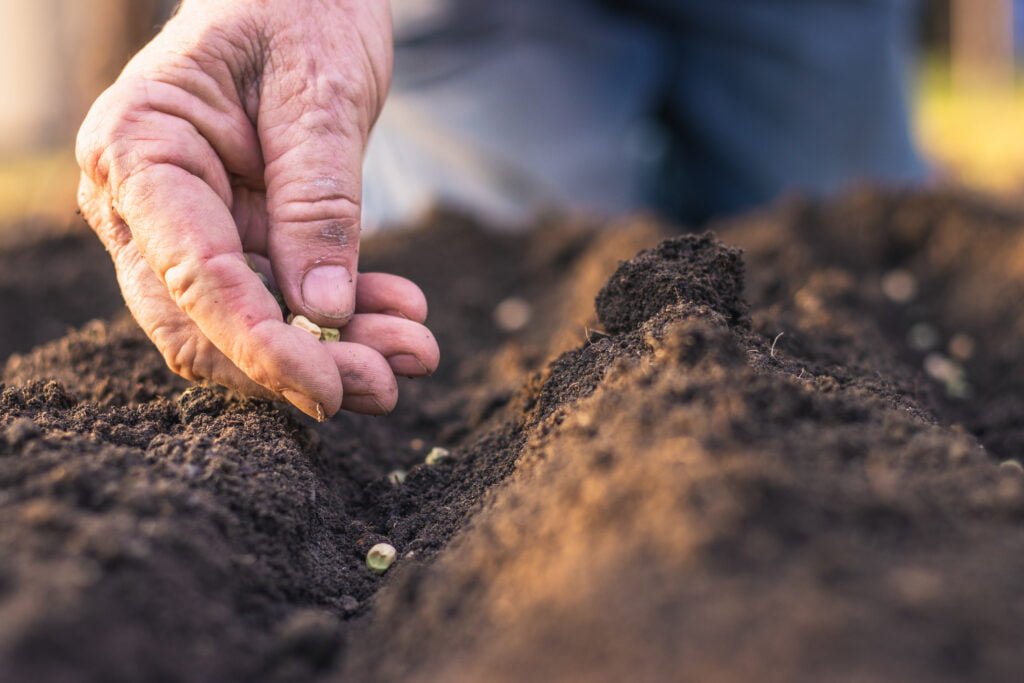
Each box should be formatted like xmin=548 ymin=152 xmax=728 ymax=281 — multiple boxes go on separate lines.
xmin=0 ymin=229 xmax=122 ymax=360
xmin=1 ymin=189 xmax=1023 ymax=682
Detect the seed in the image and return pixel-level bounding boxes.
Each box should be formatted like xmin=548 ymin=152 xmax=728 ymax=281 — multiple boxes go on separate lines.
xmin=366 ymin=543 xmax=397 ymax=574
xmin=924 ymin=353 xmax=960 ymax=383
xmin=493 ymin=297 xmax=532 ymax=332
xmin=948 ymin=333 xmax=975 ymax=361
xmin=881 ymin=269 xmax=918 ymax=304
xmin=425 ymin=447 xmax=450 ymax=466
xmin=907 ymin=323 xmax=939 ymax=352
xmin=290 ymin=315 xmax=322 ymax=338
xmin=387 ymin=469 xmax=407 ymax=485
xmin=923 ymin=353 xmax=971 ymax=399
xmin=320 ymin=327 xmax=341 ymax=342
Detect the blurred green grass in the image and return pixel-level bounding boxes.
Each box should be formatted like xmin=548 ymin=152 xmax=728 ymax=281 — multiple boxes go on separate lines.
xmin=916 ymin=60 xmax=1024 ymax=193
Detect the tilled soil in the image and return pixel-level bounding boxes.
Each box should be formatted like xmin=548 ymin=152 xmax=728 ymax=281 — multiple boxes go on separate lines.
xmin=1 ymin=190 xmax=1023 ymax=682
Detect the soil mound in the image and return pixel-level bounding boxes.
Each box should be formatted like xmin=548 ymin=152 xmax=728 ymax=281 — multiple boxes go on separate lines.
xmin=1 ymin=190 xmax=1023 ymax=682
xmin=596 ymin=232 xmax=747 ymax=334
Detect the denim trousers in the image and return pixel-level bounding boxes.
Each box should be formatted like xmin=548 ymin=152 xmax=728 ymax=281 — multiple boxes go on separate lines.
xmin=363 ymin=0 xmax=925 ymax=230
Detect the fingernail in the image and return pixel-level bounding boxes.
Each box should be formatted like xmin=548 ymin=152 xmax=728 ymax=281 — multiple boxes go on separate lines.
xmin=345 ymin=395 xmax=392 ymax=416
xmin=388 ymin=354 xmax=430 ymax=377
xmin=281 ymin=390 xmax=326 ymax=422
xmin=302 ymin=265 xmax=354 ymax=322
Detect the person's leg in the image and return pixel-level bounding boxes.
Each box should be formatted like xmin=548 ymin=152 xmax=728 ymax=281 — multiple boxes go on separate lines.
xmin=632 ymin=0 xmax=927 ymax=223
xmin=362 ymin=0 xmax=666 ymax=231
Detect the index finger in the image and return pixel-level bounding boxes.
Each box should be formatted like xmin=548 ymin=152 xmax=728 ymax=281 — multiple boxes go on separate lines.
xmin=115 ymin=161 xmax=344 ymax=418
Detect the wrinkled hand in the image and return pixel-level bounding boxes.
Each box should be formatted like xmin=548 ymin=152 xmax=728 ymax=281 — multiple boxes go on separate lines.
xmin=76 ymin=0 xmax=438 ymax=420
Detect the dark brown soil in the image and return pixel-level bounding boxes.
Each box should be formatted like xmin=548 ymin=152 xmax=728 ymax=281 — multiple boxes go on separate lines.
xmin=1 ymin=190 xmax=1023 ymax=682
xmin=0 ymin=229 xmax=123 ymax=360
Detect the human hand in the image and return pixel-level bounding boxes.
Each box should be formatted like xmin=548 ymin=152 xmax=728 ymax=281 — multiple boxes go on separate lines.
xmin=76 ymin=0 xmax=438 ymax=420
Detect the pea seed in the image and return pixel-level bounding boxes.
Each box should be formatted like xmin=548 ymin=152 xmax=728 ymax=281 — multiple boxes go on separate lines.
xmin=387 ymin=469 xmax=407 ymax=485
xmin=366 ymin=543 xmax=397 ymax=574
xmin=320 ymin=327 xmax=341 ymax=342
xmin=290 ymin=315 xmax=322 ymax=338
xmin=425 ymin=447 xmax=450 ymax=466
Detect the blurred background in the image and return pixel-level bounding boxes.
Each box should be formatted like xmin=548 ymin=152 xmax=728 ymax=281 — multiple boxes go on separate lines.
xmin=0 ymin=0 xmax=176 ymax=236
xmin=1 ymin=0 xmax=1023 ymax=229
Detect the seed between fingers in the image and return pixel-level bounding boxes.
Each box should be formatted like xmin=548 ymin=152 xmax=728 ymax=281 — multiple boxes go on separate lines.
xmin=253 ymin=259 xmax=345 ymax=344
xmin=289 ymin=314 xmax=322 ymax=338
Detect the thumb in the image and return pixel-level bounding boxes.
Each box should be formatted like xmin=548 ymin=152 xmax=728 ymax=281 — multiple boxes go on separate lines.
xmin=261 ymin=89 xmax=373 ymax=328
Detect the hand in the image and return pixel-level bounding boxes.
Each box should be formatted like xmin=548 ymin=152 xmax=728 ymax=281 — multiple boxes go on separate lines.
xmin=76 ymin=0 xmax=439 ymax=420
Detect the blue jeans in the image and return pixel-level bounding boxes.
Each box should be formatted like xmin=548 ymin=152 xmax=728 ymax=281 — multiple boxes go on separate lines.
xmin=363 ymin=0 xmax=925 ymax=229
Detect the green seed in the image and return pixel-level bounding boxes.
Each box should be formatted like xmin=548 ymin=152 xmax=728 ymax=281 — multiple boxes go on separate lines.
xmin=424 ymin=447 xmax=450 ymax=466
xmin=366 ymin=543 xmax=397 ymax=574
xmin=387 ymin=469 xmax=407 ymax=485
xmin=320 ymin=327 xmax=341 ymax=342
xmin=290 ymin=315 xmax=321 ymax=338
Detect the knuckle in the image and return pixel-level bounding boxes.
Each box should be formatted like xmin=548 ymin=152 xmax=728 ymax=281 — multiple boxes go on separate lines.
xmin=149 ymin=323 xmax=200 ymax=381
xmin=114 ymin=160 xmax=165 ymax=219
xmin=272 ymin=183 xmax=362 ymax=246
xmin=169 ymin=338 xmax=201 ymax=381
xmin=235 ymin=319 xmax=291 ymax=390
xmin=270 ymin=41 xmax=369 ymax=111
xmin=100 ymin=219 xmax=135 ymax=266
xmin=188 ymin=337 xmax=221 ymax=382
xmin=76 ymin=181 xmax=104 ymax=228
xmin=296 ymin=100 xmax=349 ymax=137
xmin=78 ymin=79 xmax=204 ymax=196
xmin=75 ymin=129 xmax=104 ymax=183
xmin=274 ymin=176 xmax=359 ymax=213
xmin=75 ymin=91 xmax=117 ymax=177
xmin=162 ymin=251 xmax=237 ymax=315
xmin=77 ymin=83 xmax=150 ymax=185
xmin=78 ymin=192 xmax=134 ymax=261
xmin=281 ymin=215 xmax=361 ymax=252
xmin=161 ymin=254 xmax=204 ymax=311
xmin=106 ymin=142 xmax=152 ymax=198
xmin=276 ymin=191 xmax=360 ymax=220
